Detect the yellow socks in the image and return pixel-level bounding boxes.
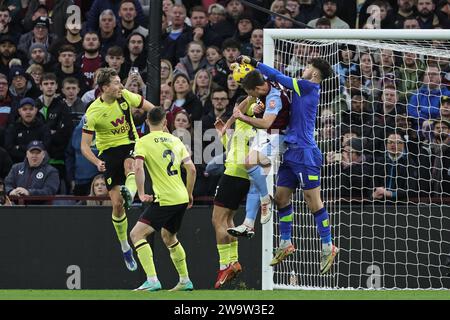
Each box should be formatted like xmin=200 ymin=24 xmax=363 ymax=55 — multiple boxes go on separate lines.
xmin=168 ymin=241 xmax=189 ymax=281
xmin=112 ymin=213 xmax=130 ymax=252
xmin=134 ymin=239 xmax=157 ymax=278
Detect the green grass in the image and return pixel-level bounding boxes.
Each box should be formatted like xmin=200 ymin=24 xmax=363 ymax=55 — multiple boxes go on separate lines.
xmin=0 ymin=290 xmax=449 ymax=300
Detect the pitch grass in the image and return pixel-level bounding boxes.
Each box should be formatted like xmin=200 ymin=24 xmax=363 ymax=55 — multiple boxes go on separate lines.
xmin=0 ymin=290 xmax=449 ymax=300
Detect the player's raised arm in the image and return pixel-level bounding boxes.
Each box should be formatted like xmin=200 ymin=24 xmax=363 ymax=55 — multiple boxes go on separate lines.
xmin=237 ymin=55 xmax=294 ymax=90
xmin=182 ymin=157 xmax=196 ymax=209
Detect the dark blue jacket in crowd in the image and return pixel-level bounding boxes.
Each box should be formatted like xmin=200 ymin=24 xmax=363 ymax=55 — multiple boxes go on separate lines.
xmin=4 ymin=154 xmax=60 ymax=196
xmin=407 ymin=86 xmax=450 ymax=129
xmin=65 ymin=117 xmax=99 ymax=188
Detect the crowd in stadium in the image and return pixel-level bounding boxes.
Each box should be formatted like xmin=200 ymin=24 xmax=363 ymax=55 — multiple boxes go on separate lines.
xmin=0 ymin=0 xmax=448 ymax=205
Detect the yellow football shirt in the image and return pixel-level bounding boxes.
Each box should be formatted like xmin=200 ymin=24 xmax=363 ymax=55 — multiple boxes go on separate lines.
xmin=134 ymin=131 xmax=190 ymax=206
xmin=221 ymin=104 xmax=256 ymax=180
xmin=83 ymin=89 xmax=143 ymax=153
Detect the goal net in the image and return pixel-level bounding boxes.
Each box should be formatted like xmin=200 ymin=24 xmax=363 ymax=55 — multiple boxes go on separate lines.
xmin=261 ymin=29 xmax=450 ymax=290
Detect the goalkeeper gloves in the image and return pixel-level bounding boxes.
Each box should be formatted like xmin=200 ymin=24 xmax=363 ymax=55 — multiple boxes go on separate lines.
xmin=236 ymin=55 xmax=258 ymax=68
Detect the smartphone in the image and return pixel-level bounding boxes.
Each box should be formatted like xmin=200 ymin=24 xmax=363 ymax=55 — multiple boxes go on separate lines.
xmin=130 ymin=67 xmax=139 ymax=75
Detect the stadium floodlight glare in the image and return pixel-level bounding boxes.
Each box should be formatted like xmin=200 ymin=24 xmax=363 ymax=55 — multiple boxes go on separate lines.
xmin=262 ymin=29 xmax=450 ymax=290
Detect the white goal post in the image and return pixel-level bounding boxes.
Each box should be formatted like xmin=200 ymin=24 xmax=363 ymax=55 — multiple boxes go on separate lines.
xmin=262 ymin=29 xmax=450 ymax=290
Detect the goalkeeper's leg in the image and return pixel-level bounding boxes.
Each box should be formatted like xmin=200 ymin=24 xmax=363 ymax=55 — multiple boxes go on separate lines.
xmin=304 ymin=186 xmax=339 ymax=274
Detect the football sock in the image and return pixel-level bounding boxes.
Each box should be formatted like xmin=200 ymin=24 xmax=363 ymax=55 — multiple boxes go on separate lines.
xmin=244 ymin=184 xmax=259 ymax=228
xmin=313 ymin=207 xmax=332 ymax=247
xmin=278 ymin=204 xmax=293 ymax=243
xmin=217 ymin=243 xmax=230 ymax=270
xmin=112 ymin=213 xmax=130 ymax=252
xmin=125 ymin=172 xmax=137 ymax=200
xmin=168 ymin=241 xmax=189 ymax=281
xmin=230 ymin=240 xmax=238 ymax=263
xmin=134 ymin=239 xmax=157 ymax=278
xmin=247 ymin=165 xmax=269 ymax=198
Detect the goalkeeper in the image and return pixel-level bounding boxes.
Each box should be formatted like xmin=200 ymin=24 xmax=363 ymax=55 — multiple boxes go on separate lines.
xmin=237 ymin=55 xmax=339 ymax=274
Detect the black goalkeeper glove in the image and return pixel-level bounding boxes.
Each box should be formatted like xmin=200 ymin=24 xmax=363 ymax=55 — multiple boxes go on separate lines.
xmin=236 ymin=55 xmax=258 ymax=67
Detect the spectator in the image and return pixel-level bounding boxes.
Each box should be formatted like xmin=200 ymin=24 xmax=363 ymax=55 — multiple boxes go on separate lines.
xmin=315 ymin=17 xmax=331 ymax=28
xmin=372 ymin=132 xmax=419 ymax=202
xmin=65 ymin=116 xmax=99 ymax=196
xmin=307 ymin=0 xmax=350 ymax=29
xmin=330 ymin=137 xmax=373 ymax=199
xmin=23 ymin=0 xmax=73 ymax=38
xmin=177 ymin=5 xmax=222 ymax=49
xmin=0 ymin=145 xmax=12 ymax=178
xmin=21 ymin=2 xmax=49 ymax=33
xmin=86 ymin=0 xmax=145 ymax=32
xmin=61 ymin=77 xmax=85 ymax=127
xmin=192 ymin=68 xmax=212 ymax=107
xmin=36 ymin=73 xmax=73 ymax=190
xmin=26 ymin=63 xmax=44 ymax=86
xmin=4 ymin=140 xmax=60 ymax=199
xmin=286 ymin=0 xmax=301 ymax=20
xmin=440 ymin=95 xmax=450 ymax=121
xmin=124 ymin=69 xmax=146 ymax=97
xmin=398 ymin=52 xmax=426 ymax=105
xmin=379 ymin=48 xmax=400 ymax=88
xmin=341 ymin=89 xmax=374 ymax=141
xmin=0 ymin=5 xmax=20 ymax=43
xmin=407 ymin=65 xmax=450 ymax=130
xmin=424 ymin=119 xmax=450 ymax=197
xmin=78 ymin=31 xmax=102 ymax=90
xmin=436 ymin=0 xmax=450 ymax=29
xmin=205 ymin=45 xmax=221 ymax=78
xmin=225 ymin=0 xmax=245 ymax=22
xmin=81 ymin=69 xmax=101 ymax=106
xmin=0 ymin=176 xmax=12 ymax=205
xmin=234 ymin=13 xmax=255 ymax=50
xmin=174 ymin=40 xmax=208 ymax=80
xmin=240 ymin=28 xmax=263 ymax=61
xmin=8 ymin=65 xmax=41 ymax=104
xmin=213 ymin=37 xmax=240 ymax=89
xmin=161 ymin=3 xmax=192 ymax=66
xmin=266 ymin=8 xmax=294 ymax=29
xmin=97 ymin=9 xmax=126 ymax=58
xmin=296 ymin=0 xmax=322 ymax=25
xmin=48 ymin=17 xmax=83 ymax=58
xmin=393 ymin=0 xmax=416 ymax=28
xmin=358 ymin=51 xmax=382 ymax=99
xmin=208 ymin=0 xmax=239 ymax=41
xmin=125 ymin=32 xmax=147 ymax=73
xmin=416 ymin=0 xmax=440 ymax=29
xmin=27 ymin=43 xmax=52 ymax=71
xmin=226 ymin=71 xmax=245 ymax=109
xmin=160 ymin=82 xmax=181 ymax=128
xmin=373 ymin=85 xmax=405 ymax=155
xmin=285 ymin=43 xmax=309 ymax=77
xmin=54 ymin=44 xmax=88 ymax=95
xmin=207 ymin=3 xmax=228 ymax=34
xmin=0 ymin=34 xmax=24 ymax=77
xmin=334 ymin=44 xmax=357 ymax=86
xmin=402 ymin=16 xmax=421 ymax=28
xmin=171 ymin=72 xmax=202 ymax=121
xmin=84 ymin=174 xmax=112 ymax=206
xmin=104 ymin=45 xmax=129 ymax=81
xmin=171 ymin=108 xmax=193 ymax=150
xmin=201 ymin=87 xmax=231 ymax=132
xmin=18 ymin=16 xmax=57 ymax=54
xmin=118 ymin=0 xmax=148 ymax=39
xmin=131 ymin=99 xmax=148 ymax=137
xmin=160 ymin=58 xmax=173 ymax=86
xmin=0 ymin=73 xmax=13 ymax=140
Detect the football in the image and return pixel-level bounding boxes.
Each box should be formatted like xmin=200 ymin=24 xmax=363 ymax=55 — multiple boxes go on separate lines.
xmin=232 ymin=63 xmax=255 ymax=84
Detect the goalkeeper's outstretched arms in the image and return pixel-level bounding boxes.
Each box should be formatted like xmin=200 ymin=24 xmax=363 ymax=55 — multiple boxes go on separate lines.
xmin=236 ymin=55 xmax=295 ymax=90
